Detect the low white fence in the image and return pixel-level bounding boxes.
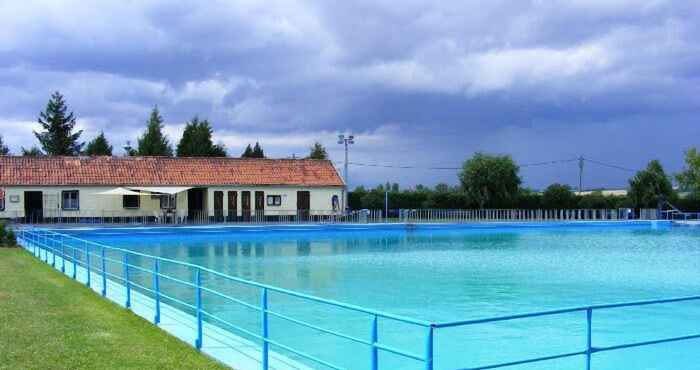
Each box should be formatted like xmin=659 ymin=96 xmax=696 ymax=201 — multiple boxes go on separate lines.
xmin=2 ymin=208 xmax=657 ymax=225
xmin=399 ymin=208 xmax=659 ymax=223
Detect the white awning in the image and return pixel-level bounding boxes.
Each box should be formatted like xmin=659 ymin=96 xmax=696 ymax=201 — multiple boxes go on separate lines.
xmin=128 ymin=186 xmax=193 ymax=195
xmin=96 ymin=187 xmax=144 ymax=196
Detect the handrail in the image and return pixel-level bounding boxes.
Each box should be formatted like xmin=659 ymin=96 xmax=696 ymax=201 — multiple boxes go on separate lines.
xmin=435 ymin=294 xmax=700 ymax=328
xmin=17 ymin=226 xmax=433 ymax=370
xmin=16 ymin=225 xmax=700 ymax=370
xmin=38 ymin=228 xmax=430 ymax=327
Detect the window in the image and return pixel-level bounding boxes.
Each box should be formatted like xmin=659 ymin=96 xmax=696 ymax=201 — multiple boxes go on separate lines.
xmin=61 ymin=190 xmax=79 ymax=210
xmin=332 ymin=195 xmax=340 ymax=211
xmin=160 ymin=194 xmax=177 ymax=210
xmin=0 ymin=188 xmax=5 ymax=211
xmin=266 ymin=195 xmax=282 ymax=206
xmin=123 ymin=195 xmax=140 ymax=209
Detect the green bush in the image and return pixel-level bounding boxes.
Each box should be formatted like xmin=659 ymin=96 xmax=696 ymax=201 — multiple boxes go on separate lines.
xmin=0 ymin=222 xmax=17 ymax=247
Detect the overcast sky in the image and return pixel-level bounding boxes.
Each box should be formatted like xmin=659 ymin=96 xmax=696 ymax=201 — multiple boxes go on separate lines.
xmin=1 ymin=1 xmax=698 ymax=190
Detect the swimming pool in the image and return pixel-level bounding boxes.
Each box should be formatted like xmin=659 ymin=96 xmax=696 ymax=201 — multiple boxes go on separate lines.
xmin=56 ymin=222 xmax=700 ymax=369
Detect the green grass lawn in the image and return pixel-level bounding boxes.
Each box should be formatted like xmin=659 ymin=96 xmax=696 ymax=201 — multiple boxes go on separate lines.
xmin=0 ymin=247 xmax=230 ymax=370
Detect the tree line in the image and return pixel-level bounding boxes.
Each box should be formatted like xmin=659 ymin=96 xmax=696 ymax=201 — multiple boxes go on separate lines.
xmin=349 ymin=153 xmax=700 ymax=211
xmin=0 ymin=91 xmax=329 ymax=160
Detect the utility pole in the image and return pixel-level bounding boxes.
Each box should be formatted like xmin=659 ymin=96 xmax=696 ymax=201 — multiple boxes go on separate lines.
xmin=338 ymin=134 xmax=355 ymax=212
xmin=385 ymin=190 xmax=389 ymax=222
xmin=578 ymin=155 xmax=584 ymax=194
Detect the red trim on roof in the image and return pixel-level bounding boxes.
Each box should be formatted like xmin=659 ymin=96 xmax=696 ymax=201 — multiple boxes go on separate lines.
xmin=0 ymin=156 xmax=345 ymax=187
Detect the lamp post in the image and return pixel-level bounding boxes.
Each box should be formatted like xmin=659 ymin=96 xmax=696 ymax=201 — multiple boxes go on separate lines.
xmin=338 ymin=134 xmax=355 ymax=212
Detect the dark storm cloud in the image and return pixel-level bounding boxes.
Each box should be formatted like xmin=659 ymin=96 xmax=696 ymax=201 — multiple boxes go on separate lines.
xmin=1 ymin=0 xmax=698 ymax=189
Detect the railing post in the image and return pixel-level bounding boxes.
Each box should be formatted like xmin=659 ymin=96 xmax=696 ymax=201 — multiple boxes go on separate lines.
xmin=72 ymin=244 xmax=77 ymax=280
xmin=195 ymin=268 xmax=203 ymax=349
xmin=85 ymin=242 xmax=91 ymax=288
xmin=51 ymin=236 xmax=56 ymax=267
xmin=61 ymin=238 xmax=66 ymax=273
xmin=261 ymin=287 xmax=269 ymax=370
xmin=124 ymin=253 xmax=131 ymax=309
xmin=425 ymin=326 xmax=434 ymax=370
xmin=153 ymin=259 xmax=160 ymax=324
xmin=101 ymin=247 xmax=107 ymax=297
xmin=371 ymin=315 xmax=379 ymax=370
xmin=586 ymin=308 xmax=593 ymax=370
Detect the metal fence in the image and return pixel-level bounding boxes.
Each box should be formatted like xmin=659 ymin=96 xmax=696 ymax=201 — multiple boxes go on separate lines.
xmin=17 ymin=226 xmax=432 ymax=370
xmin=399 ymin=208 xmax=658 ymax=223
xmin=4 ymin=208 xmax=661 ymax=226
xmin=16 ymin=226 xmax=700 ymax=370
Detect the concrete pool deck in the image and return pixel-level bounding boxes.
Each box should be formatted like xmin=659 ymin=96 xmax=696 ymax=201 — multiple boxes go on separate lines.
xmin=17 ymin=237 xmax=311 ymax=370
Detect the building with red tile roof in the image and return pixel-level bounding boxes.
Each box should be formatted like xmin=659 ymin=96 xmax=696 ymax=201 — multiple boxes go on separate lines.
xmin=0 ymin=156 xmax=345 ymax=223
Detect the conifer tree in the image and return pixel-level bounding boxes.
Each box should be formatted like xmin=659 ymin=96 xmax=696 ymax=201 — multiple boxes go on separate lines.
xmin=34 ymin=91 xmax=83 ymax=155
xmin=137 ymin=106 xmax=173 ymax=156
xmin=84 ymin=132 xmax=113 ymax=156
xmin=252 ymin=142 xmax=265 ymax=158
xmin=0 ymin=135 xmax=9 ymax=155
xmin=176 ymin=117 xmax=227 ymax=157
xmin=308 ymin=142 xmax=328 ymax=159
xmin=241 ymin=144 xmax=254 ymax=158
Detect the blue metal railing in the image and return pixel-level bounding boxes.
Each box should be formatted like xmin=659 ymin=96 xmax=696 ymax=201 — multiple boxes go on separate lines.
xmin=17 ymin=226 xmax=433 ymax=370
xmin=16 ymin=226 xmax=700 ymax=370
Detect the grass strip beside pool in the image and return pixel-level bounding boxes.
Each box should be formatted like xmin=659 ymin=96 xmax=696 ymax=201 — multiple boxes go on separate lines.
xmin=0 ymin=247 xmax=229 ymax=370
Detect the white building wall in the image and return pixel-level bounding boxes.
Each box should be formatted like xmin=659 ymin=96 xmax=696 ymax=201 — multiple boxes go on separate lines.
xmin=0 ymin=185 xmax=344 ymax=218
xmin=206 ymin=186 xmax=343 ymax=216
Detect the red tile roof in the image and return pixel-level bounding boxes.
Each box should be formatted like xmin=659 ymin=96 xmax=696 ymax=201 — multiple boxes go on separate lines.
xmin=0 ymin=156 xmax=345 ymax=187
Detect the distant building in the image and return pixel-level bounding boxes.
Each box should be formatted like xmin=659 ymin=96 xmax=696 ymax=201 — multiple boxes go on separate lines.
xmin=575 ymin=189 xmax=628 ymax=196
xmin=0 ymin=156 xmax=345 ymax=222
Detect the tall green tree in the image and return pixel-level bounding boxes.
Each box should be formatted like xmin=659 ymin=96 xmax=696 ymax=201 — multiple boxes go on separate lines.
xmin=21 ymin=146 xmax=44 ymax=157
xmin=242 ymin=142 xmax=265 ymax=158
xmin=676 ymin=148 xmax=700 ymax=197
xmin=628 ymin=160 xmax=674 ymax=208
xmin=252 ymin=142 xmax=265 ymax=158
xmin=176 ymin=117 xmax=227 ymax=157
xmin=241 ymin=144 xmax=254 ymax=158
xmin=308 ymin=142 xmax=328 ymax=159
xmin=0 ymin=135 xmax=9 ymax=155
xmin=84 ymin=132 xmax=113 ymax=156
xmin=137 ymin=106 xmax=173 ymax=156
xmin=459 ymin=152 xmax=521 ymax=208
xmin=542 ymin=183 xmax=577 ymax=209
xmin=34 ymin=91 xmax=83 ymax=155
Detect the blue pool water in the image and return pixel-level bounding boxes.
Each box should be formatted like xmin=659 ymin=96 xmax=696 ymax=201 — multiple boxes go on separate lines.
xmin=63 ymin=222 xmax=700 ymax=370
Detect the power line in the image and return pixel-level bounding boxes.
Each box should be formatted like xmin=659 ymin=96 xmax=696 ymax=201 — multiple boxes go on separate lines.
xmin=335 ymin=158 xmax=580 ymax=171
xmin=583 ymin=158 xmax=638 ymax=172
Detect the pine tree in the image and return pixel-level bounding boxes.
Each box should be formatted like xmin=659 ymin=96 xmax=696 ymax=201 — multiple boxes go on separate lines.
xmin=84 ymin=132 xmax=113 ymax=156
xmin=308 ymin=142 xmax=328 ymax=159
xmin=0 ymin=135 xmax=9 ymax=155
xmin=241 ymin=144 xmax=254 ymax=158
xmin=21 ymin=146 xmax=44 ymax=157
xmin=137 ymin=106 xmax=173 ymax=156
xmin=34 ymin=91 xmax=83 ymax=155
xmin=176 ymin=117 xmax=227 ymax=157
xmin=123 ymin=141 xmax=137 ymax=156
xmin=252 ymin=142 xmax=265 ymax=158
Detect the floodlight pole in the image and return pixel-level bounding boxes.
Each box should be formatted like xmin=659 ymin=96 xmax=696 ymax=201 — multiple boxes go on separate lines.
xmin=578 ymin=155 xmax=584 ymax=194
xmin=338 ymin=134 xmax=355 ymax=213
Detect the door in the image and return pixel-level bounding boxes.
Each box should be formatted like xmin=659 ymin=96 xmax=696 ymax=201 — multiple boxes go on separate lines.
xmin=297 ymin=191 xmax=310 ymax=220
xmin=227 ymin=191 xmax=237 ymax=221
xmin=241 ymin=191 xmax=251 ymax=221
xmin=214 ymin=191 xmax=224 ymax=222
xmin=24 ymin=191 xmax=43 ymax=223
xmin=187 ymin=188 xmax=206 ymax=221
xmin=255 ymin=191 xmax=265 ymax=220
